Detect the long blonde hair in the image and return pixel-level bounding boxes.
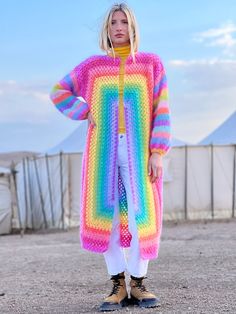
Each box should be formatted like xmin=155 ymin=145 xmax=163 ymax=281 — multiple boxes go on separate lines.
xmin=99 ymin=3 xmax=139 ymax=61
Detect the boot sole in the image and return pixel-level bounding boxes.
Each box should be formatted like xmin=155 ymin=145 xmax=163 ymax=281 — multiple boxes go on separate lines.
xmin=99 ymin=296 xmax=129 ymax=312
xmin=130 ymin=294 xmax=160 ymax=308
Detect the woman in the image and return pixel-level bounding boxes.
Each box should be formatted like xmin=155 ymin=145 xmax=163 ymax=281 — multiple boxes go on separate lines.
xmin=50 ymin=2 xmax=171 ymax=311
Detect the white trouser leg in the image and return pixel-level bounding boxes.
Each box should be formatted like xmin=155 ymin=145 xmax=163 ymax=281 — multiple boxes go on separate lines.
xmin=103 ymin=134 xmax=149 ymax=277
xmin=117 ymin=134 xmax=149 ymax=277
xmin=103 ymin=154 xmax=127 ymax=276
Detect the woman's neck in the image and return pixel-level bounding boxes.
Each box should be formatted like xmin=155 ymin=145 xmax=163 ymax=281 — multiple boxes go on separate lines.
xmin=113 ymin=44 xmax=131 ymax=58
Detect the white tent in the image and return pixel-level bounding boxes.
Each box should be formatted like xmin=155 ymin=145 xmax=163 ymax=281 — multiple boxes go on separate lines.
xmin=164 ymin=144 xmax=236 ymax=220
xmin=0 ymin=167 xmax=12 ymax=234
xmin=199 ymin=110 xmax=236 ymax=145
xmin=46 ymin=121 xmax=88 ymax=154
xmin=14 ymin=149 xmax=236 ymax=233
xmin=12 ymin=115 xmax=236 ymax=231
xmin=14 ymin=142 xmax=236 ymax=231
xmin=15 ymin=153 xmax=72 ymax=230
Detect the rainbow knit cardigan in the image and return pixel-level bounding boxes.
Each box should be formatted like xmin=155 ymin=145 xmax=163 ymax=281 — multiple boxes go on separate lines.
xmin=50 ymin=51 xmax=171 ymax=260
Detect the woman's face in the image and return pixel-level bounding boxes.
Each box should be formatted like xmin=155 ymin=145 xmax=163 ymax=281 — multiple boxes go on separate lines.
xmin=109 ymin=10 xmax=130 ymax=47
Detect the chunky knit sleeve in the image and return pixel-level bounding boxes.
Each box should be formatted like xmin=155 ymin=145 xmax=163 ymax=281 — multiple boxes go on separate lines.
xmin=150 ymin=56 xmax=171 ymax=156
xmin=50 ymin=65 xmax=89 ymax=120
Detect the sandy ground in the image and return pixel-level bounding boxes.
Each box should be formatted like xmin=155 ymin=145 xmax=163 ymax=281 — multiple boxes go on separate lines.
xmin=0 ymin=219 xmax=236 ymax=314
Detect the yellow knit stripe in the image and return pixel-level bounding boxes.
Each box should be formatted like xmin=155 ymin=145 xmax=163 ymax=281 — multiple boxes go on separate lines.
xmin=119 ymin=58 xmax=126 ymax=133
xmin=113 ymin=45 xmax=131 ymax=134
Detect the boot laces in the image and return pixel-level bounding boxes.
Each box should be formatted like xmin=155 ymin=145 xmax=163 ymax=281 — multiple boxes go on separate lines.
xmin=134 ymin=276 xmax=148 ymax=292
xmin=108 ymin=277 xmax=122 ymax=296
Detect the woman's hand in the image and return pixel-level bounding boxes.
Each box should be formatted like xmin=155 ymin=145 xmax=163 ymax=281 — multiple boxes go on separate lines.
xmin=87 ymin=111 xmax=96 ymax=127
xmin=148 ymin=152 xmax=163 ymax=183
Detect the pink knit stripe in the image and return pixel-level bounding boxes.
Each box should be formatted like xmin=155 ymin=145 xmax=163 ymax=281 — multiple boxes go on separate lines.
xmin=152 ymin=131 xmax=170 ymax=138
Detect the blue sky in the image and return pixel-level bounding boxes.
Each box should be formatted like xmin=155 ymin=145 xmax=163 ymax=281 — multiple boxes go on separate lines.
xmin=0 ymin=0 xmax=236 ymax=152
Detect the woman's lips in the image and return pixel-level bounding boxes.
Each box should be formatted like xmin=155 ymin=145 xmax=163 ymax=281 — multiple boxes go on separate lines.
xmin=115 ymin=34 xmax=124 ymax=37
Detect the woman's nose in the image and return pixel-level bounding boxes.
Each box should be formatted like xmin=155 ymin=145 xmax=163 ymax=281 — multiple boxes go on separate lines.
xmin=116 ymin=23 xmax=122 ymax=31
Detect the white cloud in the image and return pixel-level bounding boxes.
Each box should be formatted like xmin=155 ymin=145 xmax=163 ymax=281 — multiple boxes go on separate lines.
xmin=169 ymin=57 xmax=236 ymax=144
xmin=169 ymin=58 xmax=236 ymax=67
xmin=0 ymin=80 xmax=55 ymax=124
xmin=194 ymin=22 xmax=236 ymax=42
xmin=169 ymin=58 xmax=236 ymax=91
xmin=0 ymin=80 xmax=50 ymax=103
xmin=7 ymin=80 xmax=17 ymax=85
xmin=171 ymin=86 xmax=236 ymax=144
xmin=0 ymin=79 xmax=80 ymax=152
xmin=193 ymin=21 xmax=236 ymax=56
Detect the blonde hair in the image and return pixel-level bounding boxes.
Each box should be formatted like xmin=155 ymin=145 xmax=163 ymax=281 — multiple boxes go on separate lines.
xmin=99 ymin=2 xmax=139 ymax=61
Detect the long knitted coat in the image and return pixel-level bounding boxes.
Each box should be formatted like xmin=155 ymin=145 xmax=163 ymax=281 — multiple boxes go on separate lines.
xmin=50 ymin=51 xmax=171 ymax=260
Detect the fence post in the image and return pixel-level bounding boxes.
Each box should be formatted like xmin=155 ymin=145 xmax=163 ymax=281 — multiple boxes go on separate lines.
xmin=232 ymin=145 xmax=236 ymax=218
xmin=210 ymin=144 xmax=214 ymax=219
xmin=11 ymin=161 xmax=23 ymax=234
xmin=184 ymin=145 xmax=188 ymax=220
xmin=22 ymin=158 xmax=28 ymax=230
xmin=45 ymin=154 xmax=55 ymax=226
xmin=59 ymin=151 xmax=65 ymax=229
xmin=26 ymin=157 xmax=34 ymax=229
xmin=33 ymin=157 xmax=48 ymax=229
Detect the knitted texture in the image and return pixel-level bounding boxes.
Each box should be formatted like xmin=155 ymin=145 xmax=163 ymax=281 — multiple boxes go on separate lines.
xmin=50 ymin=52 xmax=171 ymax=259
xmin=113 ymin=45 xmax=131 ymax=134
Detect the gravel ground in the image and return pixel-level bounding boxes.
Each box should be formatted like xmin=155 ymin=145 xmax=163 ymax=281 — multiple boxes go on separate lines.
xmin=0 ymin=219 xmax=236 ymax=314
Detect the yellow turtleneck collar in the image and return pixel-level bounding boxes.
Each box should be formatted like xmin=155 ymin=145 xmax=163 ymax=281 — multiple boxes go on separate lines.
xmin=112 ymin=45 xmax=131 ymax=58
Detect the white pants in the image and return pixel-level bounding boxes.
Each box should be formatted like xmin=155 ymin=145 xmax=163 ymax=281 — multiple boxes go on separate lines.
xmin=103 ymin=134 xmax=149 ymax=277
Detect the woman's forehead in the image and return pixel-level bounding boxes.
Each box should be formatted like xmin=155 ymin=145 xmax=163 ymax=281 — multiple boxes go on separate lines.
xmin=111 ymin=10 xmax=127 ymax=20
